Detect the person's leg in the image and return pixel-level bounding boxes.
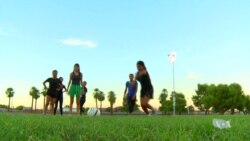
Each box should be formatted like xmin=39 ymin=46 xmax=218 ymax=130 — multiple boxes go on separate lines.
xmin=70 ymin=96 xmax=74 ymax=114
xmin=131 ymin=98 xmax=136 ymax=113
xmin=45 ymin=96 xmax=51 ymax=114
xmin=82 ymin=96 xmax=86 ymax=111
xmin=54 ymin=97 xmax=59 ymax=115
xmin=59 ymin=96 xmax=63 ymax=115
xmin=140 ymin=97 xmax=149 ymax=114
xmin=76 ymin=96 xmax=80 ymax=113
xmin=80 ymin=96 xmax=85 ymax=115
xmin=128 ymin=97 xmax=133 ymax=114
xmin=50 ymin=98 xmax=56 ymax=114
xmin=80 ymin=96 xmax=83 ymax=114
xmin=145 ymin=97 xmax=153 ymax=110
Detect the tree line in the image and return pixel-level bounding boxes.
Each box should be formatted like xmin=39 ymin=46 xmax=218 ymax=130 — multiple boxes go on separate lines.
xmin=3 ymin=87 xmax=118 ymax=115
xmin=3 ymin=83 xmax=250 ymax=115
xmin=192 ymin=83 xmax=250 ymax=115
xmin=158 ymin=89 xmax=188 ymax=115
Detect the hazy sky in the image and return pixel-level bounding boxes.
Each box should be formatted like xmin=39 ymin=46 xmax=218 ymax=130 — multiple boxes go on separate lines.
xmin=0 ymin=0 xmax=249 ymax=109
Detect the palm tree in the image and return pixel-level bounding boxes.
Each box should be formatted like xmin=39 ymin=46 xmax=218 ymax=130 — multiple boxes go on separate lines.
xmin=34 ymin=91 xmax=40 ymax=111
xmin=98 ymin=91 xmax=105 ymax=114
xmin=40 ymin=89 xmax=47 ymax=113
xmin=29 ymin=87 xmax=39 ymax=111
xmin=107 ymin=91 xmax=116 ymax=115
xmin=93 ymin=88 xmax=100 ymax=108
xmin=5 ymin=88 xmax=14 ymax=111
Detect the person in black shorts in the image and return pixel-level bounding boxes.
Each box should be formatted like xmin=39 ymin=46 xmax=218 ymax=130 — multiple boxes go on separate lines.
xmin=80 ymin=81 xmax=87 ymax=115
xmin=136 ymin=61 xmax=156 ymax=115
xmin=43 ymin=70 xmax=61 ymax=114
xmin=54 ymin=77 xmax=66 ymax=115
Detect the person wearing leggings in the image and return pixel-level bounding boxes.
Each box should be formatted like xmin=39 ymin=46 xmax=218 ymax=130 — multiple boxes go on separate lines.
xmin=54 ymin=77 xmax=66 ymax=115
xmin=124 ymin=74 xmax=138 ymax=115
xmin=80 ymin=81 xmax=88 ymax=115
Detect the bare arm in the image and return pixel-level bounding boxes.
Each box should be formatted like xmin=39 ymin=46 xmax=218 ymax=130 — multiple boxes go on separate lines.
xmin=137 ymin=70 xmax=147 ymax=77
xmin=43 ymin=79 xmax=49 ymax=89
xmin=80 ymin=73 xmax=83 ymax=87
xmin=124 ymin=85 xmax=127 ymax=98
xmin=57 ymin=83 xmax=64 ymax=91
xmin=67 ymin=73 xmax=72 ymax=91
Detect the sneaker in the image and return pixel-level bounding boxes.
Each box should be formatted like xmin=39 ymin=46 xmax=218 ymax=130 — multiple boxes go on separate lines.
xmin=151 ymin=108 xmax=157 ymax=115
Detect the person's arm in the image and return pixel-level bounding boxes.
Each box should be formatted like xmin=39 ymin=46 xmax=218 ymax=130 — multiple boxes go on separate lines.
xmin=133 ymin=82 xmax=138 ymax=100
xmin=67 ymin=73 xmax=72 ymax=92
xmin=43 ymin=79 xmax=49 ymax=89
xmin=57 ymin=82 xmax=63 ymax=91
xmin=63 ymin=85 xmax=66 ymax=91
xmin=62 ymin=85 xmax=66 ymax=93
xmin=124 ymin=82 xmax=128 ymax=98
xmin=80 ymin=73 xmax=83 ymax=87
xmin=137 ymin=70 xmax=147 ymax=77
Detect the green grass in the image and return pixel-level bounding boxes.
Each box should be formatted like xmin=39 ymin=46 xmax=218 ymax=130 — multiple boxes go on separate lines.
xmin=0 ymin=113 xmax=250 ymax=141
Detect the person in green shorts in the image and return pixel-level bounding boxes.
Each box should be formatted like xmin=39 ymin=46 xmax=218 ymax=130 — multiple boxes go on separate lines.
xmin=67 ymin=63 xmax=83 ymax=114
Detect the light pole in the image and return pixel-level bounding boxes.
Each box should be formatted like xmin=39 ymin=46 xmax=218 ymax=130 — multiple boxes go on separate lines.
xmin=168 ymin=52 xmax=176 ymax=116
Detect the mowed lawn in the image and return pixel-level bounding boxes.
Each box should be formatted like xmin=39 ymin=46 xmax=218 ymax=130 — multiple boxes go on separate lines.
xmin=0 ymin=113 xmax=250 ymax=141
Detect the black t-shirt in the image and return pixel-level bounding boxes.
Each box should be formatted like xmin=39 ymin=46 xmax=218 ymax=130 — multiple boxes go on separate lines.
xmin=45 ymin=78 xmax=61 ymax=91
xmin=81 ymin=87 xmax=88 ymax=96
xmin=136 ymin=72 xmax=153 ymax=91
xmin=58 ymin=84 xmax=66 ymax=95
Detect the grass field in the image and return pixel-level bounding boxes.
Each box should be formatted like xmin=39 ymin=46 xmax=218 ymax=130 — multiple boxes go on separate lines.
xmin=0 ymin=113 xmax=250 ymax=141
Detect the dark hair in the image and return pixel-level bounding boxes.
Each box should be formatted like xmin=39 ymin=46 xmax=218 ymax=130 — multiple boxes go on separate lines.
xmin=74 ymin=63 xmax=80 ymax=73
xmin=129 ymin=73 xmax=134 ymax=76
xmin=59 ymin=77 xmax=63 ymax=81
xmin=137 ymin=61 xmax=147 ymax=70
xmin=53 ymin=70 xmax=58 ymax=73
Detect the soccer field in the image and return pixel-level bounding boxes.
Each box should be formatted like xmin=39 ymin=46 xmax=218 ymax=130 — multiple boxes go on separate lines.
xmin=0 ymin=113 xmax=250 ymax=141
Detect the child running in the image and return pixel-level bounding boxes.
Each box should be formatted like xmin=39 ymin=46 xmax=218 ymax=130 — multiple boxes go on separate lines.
xmin=124 ymin=74 xmax=138 ymax=115
xmin=135 ymin=61 xmax=156 ymax=115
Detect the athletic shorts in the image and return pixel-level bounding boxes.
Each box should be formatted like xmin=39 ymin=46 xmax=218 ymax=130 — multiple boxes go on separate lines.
xmin=140 ymin=88 xmax=154 ymax=99
xmin=69 ymin=84 xmax=82 ymax=97
xmin=47 ymin=89 xmax=57 ymax=98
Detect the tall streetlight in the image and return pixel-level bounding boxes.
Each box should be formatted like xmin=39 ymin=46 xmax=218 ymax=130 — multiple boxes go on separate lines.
xmin=168 ymin=52 xmax=176 ymax=116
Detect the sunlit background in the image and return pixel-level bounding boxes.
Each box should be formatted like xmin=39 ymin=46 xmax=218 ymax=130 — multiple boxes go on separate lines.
xmin=0 ymin=0 xmax=249 ymax=109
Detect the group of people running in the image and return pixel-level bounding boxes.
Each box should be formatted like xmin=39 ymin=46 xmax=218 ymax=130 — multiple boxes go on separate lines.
xmin=43 ymin=61 xmax=156 ymax=115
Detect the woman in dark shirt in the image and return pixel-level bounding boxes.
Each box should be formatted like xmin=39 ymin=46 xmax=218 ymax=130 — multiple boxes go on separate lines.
xmin=136 ymin=61 xmax=156 ymax=115
xmin=43 ymin=70 xmax=61 ymax=115
xmin=67 ymin=64 xmax=83 ymax=114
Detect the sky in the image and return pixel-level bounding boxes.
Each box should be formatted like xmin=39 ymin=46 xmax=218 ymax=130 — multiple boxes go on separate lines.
xmin=0 ymin=0 xmax=249 ymax=109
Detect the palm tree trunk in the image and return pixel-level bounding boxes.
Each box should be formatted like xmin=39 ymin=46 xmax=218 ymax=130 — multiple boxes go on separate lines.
xmin=100 ymin=102 xmax=102 ymax=114
xmin=31 ymin=98 xmax=34 ymax=111
xmin=111 ymin=104 xmax=113 ymax=115
xmin=35 ymin=99 xmax=37 ymax=111
xmin=96 ymin=98 xmax=98 ymax=108
xmin=8 ymin=97 xmax=10 ymax=111
xmin=110 ymin=103 xmax=112 ymax=115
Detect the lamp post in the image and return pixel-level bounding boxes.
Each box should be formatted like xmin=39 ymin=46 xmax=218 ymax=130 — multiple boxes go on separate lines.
xmin=168 ymin=52 xmax=176 ymax=116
